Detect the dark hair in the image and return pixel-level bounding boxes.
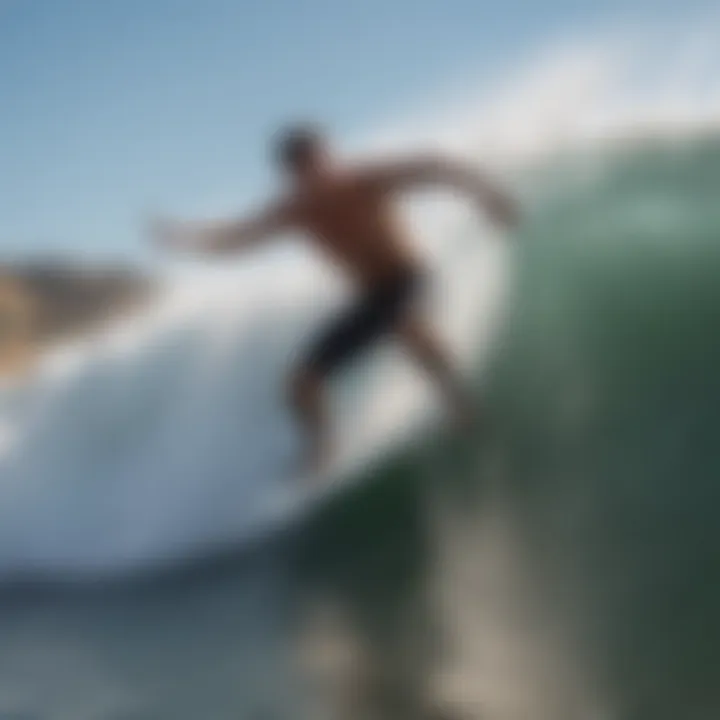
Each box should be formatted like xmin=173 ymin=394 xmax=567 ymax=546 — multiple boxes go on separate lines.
xmin=273 ymin=123 xmax=324 ymax=169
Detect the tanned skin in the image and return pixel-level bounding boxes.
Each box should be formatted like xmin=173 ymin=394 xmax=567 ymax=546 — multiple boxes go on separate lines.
xmin=149 ymin=128 xmax=519 ymax=477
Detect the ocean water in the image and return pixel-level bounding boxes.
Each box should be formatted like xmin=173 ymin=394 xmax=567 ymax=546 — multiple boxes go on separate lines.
xmin=1 ymin=41 xmax=720 ymax=720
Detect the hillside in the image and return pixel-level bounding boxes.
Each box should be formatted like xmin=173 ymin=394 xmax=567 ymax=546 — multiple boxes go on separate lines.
xmin=0 ymin=261 xmax=154 ymax=375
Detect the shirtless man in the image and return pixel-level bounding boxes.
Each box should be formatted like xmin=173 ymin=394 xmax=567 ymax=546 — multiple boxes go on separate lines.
xmin=150 ymin=124 xmax=519 ymax=475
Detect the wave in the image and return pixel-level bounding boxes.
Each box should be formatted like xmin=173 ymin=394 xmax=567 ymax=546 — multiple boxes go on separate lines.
xmin=1 ymin=30 xmax=719 ymax=580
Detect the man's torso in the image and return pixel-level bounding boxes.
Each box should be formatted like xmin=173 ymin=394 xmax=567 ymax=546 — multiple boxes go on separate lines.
xmin=287 ymin=171 xmax=420 ymax=287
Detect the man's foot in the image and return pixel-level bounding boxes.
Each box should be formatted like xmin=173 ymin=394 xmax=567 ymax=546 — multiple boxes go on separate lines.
xmin=450 ymin=392 xmax=480 ymax=437
xmin=297 ymin=442 xmax=332 ymax=484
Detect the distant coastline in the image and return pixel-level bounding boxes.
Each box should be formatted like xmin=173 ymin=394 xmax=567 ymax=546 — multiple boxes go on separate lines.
xmin=0 ymin=260 xmax=154 ymax=376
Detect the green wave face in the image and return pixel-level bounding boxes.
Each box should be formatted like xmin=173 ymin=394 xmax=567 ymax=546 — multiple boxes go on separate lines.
xmin=294 ymin=133 xmax=720 ymax=719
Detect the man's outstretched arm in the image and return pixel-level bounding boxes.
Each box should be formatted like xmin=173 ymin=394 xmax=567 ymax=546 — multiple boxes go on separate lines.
xmin=148 ymin=201 xmax=293 ymax=256
xmin=363 ymin=154 xmax=521 ymax=229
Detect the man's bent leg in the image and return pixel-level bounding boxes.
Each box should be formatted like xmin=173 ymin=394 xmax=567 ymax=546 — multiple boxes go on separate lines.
xmin=287 ymin=367 xmax=330 ymax=476
xmin=398 ymin=316 xmax=476 ymax=429
xmin=289 ymin=270 xmax=425 ymax=476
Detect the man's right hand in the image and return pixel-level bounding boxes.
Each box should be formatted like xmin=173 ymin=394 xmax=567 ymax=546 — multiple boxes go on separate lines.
xmin=146 ymin=214 xmax=193 ymax=253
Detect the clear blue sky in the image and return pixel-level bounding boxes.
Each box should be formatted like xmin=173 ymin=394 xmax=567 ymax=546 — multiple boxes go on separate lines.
xmin=0 ymin=0 xmax=699 ymax=262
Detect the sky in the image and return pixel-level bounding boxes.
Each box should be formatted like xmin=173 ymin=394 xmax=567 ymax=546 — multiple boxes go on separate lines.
xmin=0 ymin=0 xmax=710 ymax=262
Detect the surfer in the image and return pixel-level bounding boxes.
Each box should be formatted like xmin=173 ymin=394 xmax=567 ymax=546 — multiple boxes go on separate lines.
xmin=149 ymin=124 xmax=519 ymax=476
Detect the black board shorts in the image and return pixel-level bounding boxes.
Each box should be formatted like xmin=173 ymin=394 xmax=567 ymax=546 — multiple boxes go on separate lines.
xmin=303 ymin=266 xmax=425 ymax=377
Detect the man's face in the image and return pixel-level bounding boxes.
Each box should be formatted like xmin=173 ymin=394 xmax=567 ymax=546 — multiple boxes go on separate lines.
xmin=286 ymin=138 xmax=331 ymax=183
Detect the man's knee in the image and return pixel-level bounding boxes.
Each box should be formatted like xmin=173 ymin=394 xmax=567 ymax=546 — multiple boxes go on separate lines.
xmin=287 ymin=366 xmax=321 ymax=410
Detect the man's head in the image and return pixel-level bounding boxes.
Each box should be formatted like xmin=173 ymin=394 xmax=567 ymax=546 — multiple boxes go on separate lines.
xmin=273 ymin=123 xmax=331 ymax=180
